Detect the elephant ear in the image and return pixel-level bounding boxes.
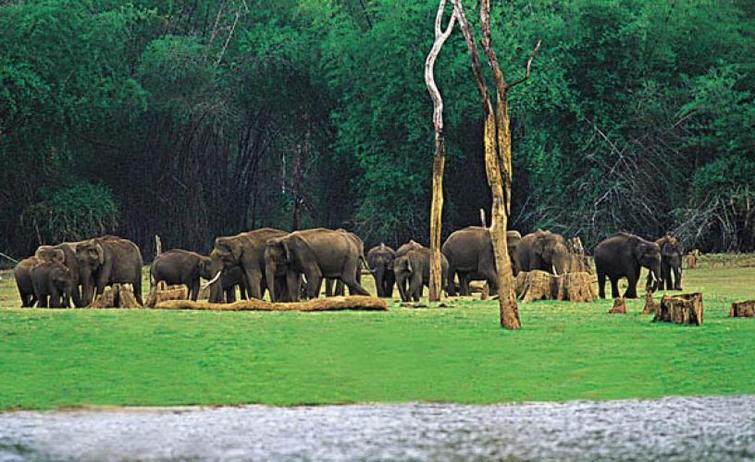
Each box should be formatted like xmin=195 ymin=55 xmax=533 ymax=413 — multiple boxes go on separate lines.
xmin=281 ymin=239 xmax=293 ymax=265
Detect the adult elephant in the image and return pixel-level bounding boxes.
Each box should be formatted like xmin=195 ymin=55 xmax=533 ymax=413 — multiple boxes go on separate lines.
xmin=514 ymin=230 xmax=572 ymax=275
xmin=594 ymin=232 xmax=661 ymax=299
xmin=31 ymin=260 xmax=75 ymax=308
xmin=14 ymin=257 xmax=41 ymax=307
xmin=76 ymin=235 xmax=144 ymax=305
xmin=35 ymin=242 xmax=88 ymax=307
xmin=324 ymin=229 xmax=366 ymax=297
xmin=151 ymin=249 xmax=215 ymax=301
xmin=442 ymin=227 xmax=521 ymax=296
xmin=654 ymin=235 xmax=683 ymax=290
xmin=205 ymin=228 xmax=288 ymax=302
xmin=264 ymin=228 xmax=370 ymax=301
xmin=367 ymin=243 xmax=396 ymax=298
xmin=394 ymin=240 xmax=424 ymax=301
xmin=393 ymin=247 xmax=449 ymax=302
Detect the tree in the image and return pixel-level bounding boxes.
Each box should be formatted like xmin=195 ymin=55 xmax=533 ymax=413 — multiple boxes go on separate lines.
xmin=424 ymin=0 xmax=456 ymax=302
xmin=452 ymin=0 xmax=540 ymax=329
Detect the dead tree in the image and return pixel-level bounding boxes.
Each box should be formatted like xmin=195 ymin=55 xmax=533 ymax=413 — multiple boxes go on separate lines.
xmin=424 ymin=0 xmax=456 ymax=301
xmin=452 ymin=0 xmax=540 ymax=329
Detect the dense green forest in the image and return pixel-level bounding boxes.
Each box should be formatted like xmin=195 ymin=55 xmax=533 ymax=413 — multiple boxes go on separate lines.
xmin=1 ymin=0 xmax=753 ymax=261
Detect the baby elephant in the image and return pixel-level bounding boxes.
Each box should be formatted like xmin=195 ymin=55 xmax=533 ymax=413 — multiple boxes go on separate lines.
xmin=393 ymin=248 xmax=449 ymax=302
xmin=14 ymin=257 xmax=41 ymax=307
xmin=31 ymin=261 xmax=75 ymax=308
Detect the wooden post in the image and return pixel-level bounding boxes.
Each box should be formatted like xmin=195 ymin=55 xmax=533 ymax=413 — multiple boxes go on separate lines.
xmin=424 ymin=0 xmax=456 ymax=302
xmin=154 ymin=235 xmax=162 ymax=257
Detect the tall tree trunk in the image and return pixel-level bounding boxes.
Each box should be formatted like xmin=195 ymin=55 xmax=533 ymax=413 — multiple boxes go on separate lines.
xmin=452 ymin=0 xmax=540 ymax=329
xmin=425 ymin=0 xmax=456 ymax=302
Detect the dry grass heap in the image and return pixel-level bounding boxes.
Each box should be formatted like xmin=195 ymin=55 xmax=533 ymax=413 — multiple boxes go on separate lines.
xmin=730 ymin=300 xmax=755 ymax=318
xmin=642 ymin=292 xmax=660 ymax=315
xmin=608 ymin=298 xmax=627 ymax=314
xmin=89 ymin=284 xmax=141 ymax=308
xmin=145 ymin=281 xmax=189 ymax=308
xmin=153 ymin=295 xmax=388 ymax=312
xmin=515 ymin=270 xmax=596 ymax=302
xmin=654 ymin=293 xmax=704 ymax=325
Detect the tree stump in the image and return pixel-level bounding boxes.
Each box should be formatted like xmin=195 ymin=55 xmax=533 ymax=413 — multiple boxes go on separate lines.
xmin=730 ymin=300 xmax=755 ymax=318
xmin=608 ymin=298 xmax=626 ymax=314
xmin=654 ymin=293 xmax=703 ymax=325
xmin=686 ymin=250 xmax=699 ymax=269
xmin=145 ymin=281 xmax=189 ymax=308
xmin=515 ymin=270 xmax=595 ymax=302
xmin=642 ymin=292 xmax=659 ymax=315
xmin=89 ymin=284 xmax=142 ymax=308
xmin=556 ymin=272 xmax=597 ymax=302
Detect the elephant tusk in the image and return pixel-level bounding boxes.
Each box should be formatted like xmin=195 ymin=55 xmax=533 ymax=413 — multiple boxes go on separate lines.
xmin=651 ymin=271 xmax=658 ymax=283
xmin=202 ymin=271 xmax=222 ymax=289
xmin=552 ymin=265 xmax=558 ymax=276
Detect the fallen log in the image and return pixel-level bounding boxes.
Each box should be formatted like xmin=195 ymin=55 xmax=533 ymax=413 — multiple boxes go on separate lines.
xmin=654 ymin=293 xmax=703 ymax=325
xmin=154 ymin=295 xmax=388 ymax=312
xmin=145 ymin=281 xmax=189 ymax=308
xmin=729 ymin=300 xmax=755 ymax=318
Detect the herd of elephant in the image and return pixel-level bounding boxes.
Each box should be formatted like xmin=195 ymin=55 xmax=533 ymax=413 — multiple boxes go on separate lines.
xmin=12 ymin=226 xmax=685 ymax=308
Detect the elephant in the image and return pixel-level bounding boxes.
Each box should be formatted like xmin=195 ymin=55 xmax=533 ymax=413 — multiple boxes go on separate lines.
xmin=367 ymin=243 xmax=396 ymax=298
xmin=150 ymin=249 xmax=214 ymax=301
xmin=442 ymin=227 xmax=522 ymax=296
xmin=393 ymin=247 xmax=449 ymax=302
xmin=75 ymin=235 xmax=144 ymax=305
xmin=653 ymin=234 xmax=683 ymax=290
xmin=35 ymin=242 xmax=88 ymax=307
xmin=594 ymin=232 xmax=662 ymax=299
xmin=324 ymin=229 xmax=366 ymax=297
xmin=264 ymin=228 xmax=370 ymax=301
xmin=14 ymin=257 xmax=41 ymax=307
xmin=31 ymin=260 xmax=75 ymax=308
xmin=394 ymin=240 xmax=424 ymax=300
xmin=216 ymin=265 xmax=249 ymax=302
xmin=206 ymin=228 xmax=288 ymax=302
xmin=514 ymin=230 xmax=573 ymax=276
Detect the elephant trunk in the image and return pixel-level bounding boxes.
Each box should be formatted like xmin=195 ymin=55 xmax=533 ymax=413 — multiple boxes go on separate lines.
xmin=374 ymin=266 xmax=385 ymax=296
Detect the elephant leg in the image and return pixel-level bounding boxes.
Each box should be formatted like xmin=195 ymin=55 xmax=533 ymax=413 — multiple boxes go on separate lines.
xmin=609 ymin=277 xmax=620 ymax=299
xmin=674 ymin=267 xmax=682 ymax=290
xmin=410 ymin=273 xmax=423 ymax=302
xmin=324 ymin=278 xmax=334 ymax=297
xmin=460 ymin=273 xmax=471 ymax=296
xmin=385 ymin=273 xmax=395 ymax=298
xmin=446 ymin=267 xmax=458 ymax=296
xmin=597 ymin=270 xmax=606 ymax=298
xmin=337 ymin=279 xmax=347 ymax=296
xmin=305 ymin=270 xmax=323 ymax=299
xmin=396 ymin=276 xmax=408 ymax=302
xmin=624 ymin=272 xmax=639 ymax=299
xmin=189 ymin=279 xmax=200 ymax=301
xmin=245 ymin=271 xmax=263 ymax=299
xmin=38 ymin=294 xmax=48 ymax=308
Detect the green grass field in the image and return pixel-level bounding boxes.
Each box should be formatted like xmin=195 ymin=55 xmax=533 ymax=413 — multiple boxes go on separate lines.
xmin=0 ymin=259 xmax=753 ymax=410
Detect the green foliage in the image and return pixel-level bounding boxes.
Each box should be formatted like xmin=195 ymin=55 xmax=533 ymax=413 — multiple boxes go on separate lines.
xmin=21 ymin=182 xmax=119 ymax=243
xmin=0 ymin=265 xmax=753 ymax=408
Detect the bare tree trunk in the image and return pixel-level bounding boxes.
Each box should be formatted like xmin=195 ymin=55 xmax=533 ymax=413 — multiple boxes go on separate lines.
xmin=452 ymin=0 xmax=540 ymax=329
xmin=424 ymin=0 xmax=456 ymax=302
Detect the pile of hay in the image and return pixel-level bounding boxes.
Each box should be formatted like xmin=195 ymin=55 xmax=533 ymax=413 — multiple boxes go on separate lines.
xmin=89 ymin=283 xmax=141 ymax=308
xmin=515 ymin=270 xmax=596 ymax=303
xmin=145 ymin=281 xmax=189 ymax=308
xmin=153 ymin=295 xmax=388 ymax=312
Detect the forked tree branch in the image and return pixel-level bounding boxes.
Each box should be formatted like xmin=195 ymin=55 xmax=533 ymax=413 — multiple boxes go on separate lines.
xmin=508 ymin=39 xmax=542 ymax=89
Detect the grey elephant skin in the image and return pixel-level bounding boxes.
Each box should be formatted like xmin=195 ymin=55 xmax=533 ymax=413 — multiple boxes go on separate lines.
xmin=210 ymin=228 xmax=288 ymax=302
xmin=35 ymin=242 xmax=89 ymax=307
xmin=655 ymin=235 xmax=683 ymax=290
xmin=14 ymin=257 xmax=41 ymax=307
xmin=264 ymin=228 xmax=370 ymax=302
xmin=514 ymin=230 xmax=572 ymax=275
xmin=594 ymin=232 xmax=662 ymax=299
xmin=442 ymin=226 xmax=521 ymax=296
xmin=367 ymin=243 xmax=396 ymax=298
xmin=75 ymin=235 xmax=144 ymax=305
xmin=324 ymin=229 xmax=366 ymax=297
xmin=394 ymin=240 xmax=424 ymax=301
xmin=31 ymin=260 xmax=75 ymax=308
xmin=393 ymin=247 xmax=449 ymax=302
xmin=151 ymin=249 xmax=219 ymax=301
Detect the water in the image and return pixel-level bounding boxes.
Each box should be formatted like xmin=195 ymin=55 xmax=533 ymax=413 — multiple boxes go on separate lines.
xmin=0 ymin=396 xmax=753 ymax=461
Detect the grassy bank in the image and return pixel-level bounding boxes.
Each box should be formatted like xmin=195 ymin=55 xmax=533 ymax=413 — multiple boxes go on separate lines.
xmin=0 ymin=263 xmax=753 ymax=410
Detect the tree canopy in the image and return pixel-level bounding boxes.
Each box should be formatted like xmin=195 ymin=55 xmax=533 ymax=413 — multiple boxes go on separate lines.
xmin=1 ymin=0 xmax=752 ymax=261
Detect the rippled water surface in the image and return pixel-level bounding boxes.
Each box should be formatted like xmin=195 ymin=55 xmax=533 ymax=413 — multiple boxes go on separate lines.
xmin=1 ymin=396 xmax=753 ymax=461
